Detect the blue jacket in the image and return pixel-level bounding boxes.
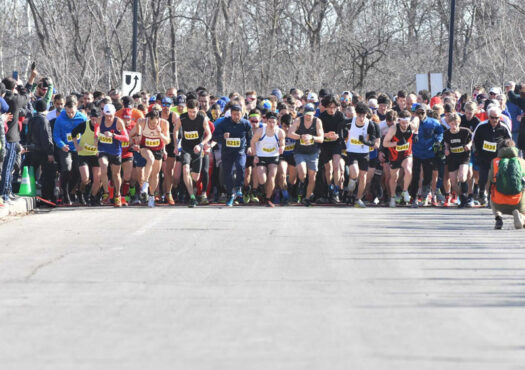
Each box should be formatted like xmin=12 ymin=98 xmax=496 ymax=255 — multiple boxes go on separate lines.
xmin=53 ymin=110 xmax=87 ymax=150
xmin=412 ymin=117 xmax=443 ymax=159
xmin=212 ymin=117 xmax=252 ymax=154
xmin=0 ymin=97 xmax=8 ymax=113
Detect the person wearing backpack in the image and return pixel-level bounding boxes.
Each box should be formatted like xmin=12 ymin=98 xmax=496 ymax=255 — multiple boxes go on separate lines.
xmin=489 ymin=139 xmax=525 ymax=229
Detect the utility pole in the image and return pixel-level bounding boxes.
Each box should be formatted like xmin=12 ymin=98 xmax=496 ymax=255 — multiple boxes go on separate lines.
xmin=447 ymin=0 xmax=456 ymax=89
xmin=132 ymin=0 xmax=138 ymax=72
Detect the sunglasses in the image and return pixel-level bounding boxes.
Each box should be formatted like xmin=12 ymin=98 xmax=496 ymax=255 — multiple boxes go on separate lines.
xmin=162 ymin=104 xmax=171 ymax=107
xmin=416 ymin=111 xmax=425 ymax=115
xmin=489 ymin=116 xmax=499 ymax=120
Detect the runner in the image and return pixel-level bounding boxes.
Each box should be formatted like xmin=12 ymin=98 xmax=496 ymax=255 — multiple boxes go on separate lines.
xmin=319 ymin=95 xmax=345 ymax=202
xmin=345 ymin=102 xmax=377 ymax=208
xmin=118 ymin=104 xmax=138 ymax=205
xmin=443 ymin=113 xmax=473 ymax=208
xmin=173 ymin=99 xmax=212 ymax=208
xmin=278 ymin=114 xmax=296 ymax=204
xmin=212 ymin=104 xmax=253 ymax=207
xmin=250 ymin=111 xmax=285 ymax=207
xmin=243 ymin=109 xmax=263 ymax=204
xmin=288 ymin=103 xmax=324 ymax=206
xmin=95 ymin=104 xmax=128 ymax=207
xmin=473 ymin=106 xmax=512 ymax=206
xmin=71 ymin=108 xmax=101 ymax=206
xmin=137 ymin=105 xmax=170 ymax=207
xmin=383 ymin=110 xmax=418 ymax=207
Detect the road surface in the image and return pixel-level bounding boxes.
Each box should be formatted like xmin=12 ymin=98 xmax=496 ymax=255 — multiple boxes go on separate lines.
xmin=1 ymin=206 xmax=524 ymax=369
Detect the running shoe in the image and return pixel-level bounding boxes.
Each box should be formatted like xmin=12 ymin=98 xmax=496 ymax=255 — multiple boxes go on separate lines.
xmin=302 ymin=196 xmax=313 ymax=207
xmin=411 ymin=200 xmax=419 ymax=208
xmin=495 ymin=216 xmax=503 ymax=230
xmin=466 ymin=197 xmax=475 ymax=208
xmin=479 ymin=195 xmax=488 ymax=207
xmin=331 ymin=191 xmax=340 ymax=204
xmin=373 ymin=197 xmax=380 ymax=205
xmin=235 ymin=190 xmax=243 ymax=203
xmin=199 ymin=195 xmax=209 ymax=205
xmin=140 ymin=190 xmax=148 ymax=203
xmin=114 ymin=196 xmax=122 ymax=207
xmin=443 ymin=195 xmax=452 ymax=207
xmin=243 ymin=193 xmax=251 ymax=204
xmin=266 ymin=199 xmax=275 ymax=208
xmin=166 ymin=193 xmax=175 ymax=205
xmin=355 ymin=199 xmax=366 ymax=208
xmin=148 ymin=195 xmax=155 ymax=208
xmin=120 ymin=196 xmax=128 ymax=207
xmin=389 ymin=198 xmax=396 ymax=208
xmin=250 ymin=193 xmax=260 ymax=203
xmin=226 ymin=195 xmax=234 ymax=207
xmin=189 ymin=197 xmax=198 ymax=208
xmin=431 ymin=195 xmax=439 ymax=207
xmin=102 ymin=193 xmax=110 ymax=205
xmin=402 ymin=190 xmax=410 ymax=204
xmin=513 ymin=209 xmax=524 ymax=230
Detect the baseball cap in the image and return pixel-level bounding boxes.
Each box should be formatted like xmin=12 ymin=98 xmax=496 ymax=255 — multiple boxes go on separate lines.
xmin=304 ymin=103 xmax=316 ymax=115
xmin=271 ymin=89 xmax=283 ymax=101
xmin=89 ymin=108 xmax=101 ymax=118
xmin=318 ymin=88 xmax=332 ymax=98
xmin=103 ymin=104 xmax=116 ymax=115
xmin=368 ymin=98 xmax=378 ymax=109
xmin=307 ymin=92 xmax=318 ymax=102
xmin=176 ymin=95 xmax=186 ymax=106
xmin=262 ymin=100 xmax=272 ymax=110
xmin=35 ymin=100 xmax=47 ymax=113
xmin=230 ymin=104 xmax=242 ymax=112
xmin=162 ymin=97 xmax=173 ymax=106
xmin=489 ymin=87 xmax=502 ymax=95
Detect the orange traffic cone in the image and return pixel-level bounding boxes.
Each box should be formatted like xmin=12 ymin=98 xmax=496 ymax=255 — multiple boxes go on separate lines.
xmin=18 ymin=166 xmax=33 ymax=196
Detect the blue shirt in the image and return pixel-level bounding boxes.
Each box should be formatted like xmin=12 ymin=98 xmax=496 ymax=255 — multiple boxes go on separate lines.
xmin=53 ymin=110 xmax=87 ymax=151
xmin=212 ymin=117 xmax=252 ymax=154
xmin=412 ymin=117 xmax=443 ymax=159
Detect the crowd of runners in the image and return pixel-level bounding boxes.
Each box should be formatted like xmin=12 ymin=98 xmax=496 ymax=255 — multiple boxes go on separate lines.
xmin=1 ymin=68 xmax=525 ymax=215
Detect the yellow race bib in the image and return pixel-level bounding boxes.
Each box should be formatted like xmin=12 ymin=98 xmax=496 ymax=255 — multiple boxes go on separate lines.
xmin=350 ymin=138 xmax=363 ymax=145
xmin=299 ymin=138 xmax=314 ymax=146
xmin=482 ymin=141 xmax=497 ymax=152
xmin=145 ymin=138 xmax=161 ymax=147
xmin=99 ymin=135 xmax=113 ymax=144
xmin=121 ymin=141 xmax=130 ymax=148
xmin=67 ymin=133 xmax=81 ymax=142
xmin=262 ymin=147 xmax=276 ymax=153
xmin=396 ymin=143 xmax=410 ymax=152
xmin=184 ymin=131 xmax=199 ymax=140
xmin=450 ymin=146 xmax=464 ymax=154
xmin=225 ymin=138 xmax=241 ymax=148
xmin=83 ymin=144 xmax=97 ymax=153
xmin=284 ymin=143 xmax=295 ymax=151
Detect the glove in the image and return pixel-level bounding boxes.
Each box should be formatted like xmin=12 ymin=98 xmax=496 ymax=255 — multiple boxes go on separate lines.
xmin=413 ymin=133 xmax=419 ymax=144
xmin=359 ymin=134 xmax=374 ymax=147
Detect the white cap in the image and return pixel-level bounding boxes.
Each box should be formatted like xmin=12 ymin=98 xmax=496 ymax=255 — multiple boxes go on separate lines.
xmin=368 ymin=98 xmax=378 ymax=109
xmin=489 ymin=87 xmax=502 ymax=95
xmin=307 ymin=92 xmax=318 ymax=102
xmin=103 ymin=104 xmax=116 ymax=115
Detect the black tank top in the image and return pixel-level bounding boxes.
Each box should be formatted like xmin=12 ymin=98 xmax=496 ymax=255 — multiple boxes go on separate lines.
xmin=180 ymin=112 xmax=205 ymax=152
xmin=165 ymin=112 xmax=176 ymax=152
xmin=294 ymin=116 xmax=319 ymax=154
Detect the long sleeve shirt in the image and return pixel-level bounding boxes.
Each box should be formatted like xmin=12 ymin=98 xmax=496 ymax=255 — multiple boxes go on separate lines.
xmin=212 ymin=117 xmax=252 ymax=154
xmin=53 ymin=110 xmax=88 ymax=151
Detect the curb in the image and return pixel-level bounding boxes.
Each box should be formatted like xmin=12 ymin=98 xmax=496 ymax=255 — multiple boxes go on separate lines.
xmin=0 ymin=197 xmax=36 ymax=218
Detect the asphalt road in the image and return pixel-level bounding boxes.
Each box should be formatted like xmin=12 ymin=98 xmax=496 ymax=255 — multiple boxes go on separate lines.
xmin=1 ymin=206 xmax=525 ymax=370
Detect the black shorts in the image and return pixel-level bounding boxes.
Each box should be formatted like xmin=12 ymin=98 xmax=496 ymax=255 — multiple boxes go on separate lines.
xmin=246 ymin=155 xmax=254 ymax=168
xmin=165 ymin=144 xmax=176 ymax=158
xmin=122 ymin=156 xmax=133 ymax=163
xmin=319 ymin=144 xmax=342 ymax=165
xmin=98 ymin=152 xmax=122 ymax=166
xmin=280 ymin=154 xmax=296 ymax=166
xmin=141 ymin=147 xmax=163 ymax=161
xmin=182 ymin=149 xmax=203 ymax=173
xmin=369 ymin=157 xmax=379 ymax=169
xmin=79 ymin=155 xmax=99 ymax=168
xmin=390 ymin=155 xmax=411 ymax=169
xmin=257 ymin=156 xmax=279 ymax=167
xmin=446 ymin=155 xmax=470 ymax=172
xmin=346 ymin=152 xmax=369 ymax=171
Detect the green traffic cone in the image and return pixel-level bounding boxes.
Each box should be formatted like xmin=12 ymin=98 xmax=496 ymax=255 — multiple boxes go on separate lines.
xmin=18 ymin=166 xmax=32 ymax=196
xmin=28 ymin=166 xmax=37 ymax=197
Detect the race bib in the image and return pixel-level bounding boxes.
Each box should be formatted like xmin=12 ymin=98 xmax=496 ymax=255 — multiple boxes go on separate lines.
xmin=350 ymin=138 xmax=363 ymax=145
xmin=83 ymin=144 xmax=97 ymax=153
xmin=396 ymin=143 xmax=410 ymax=152
xmin=66 ymin=133 xmax=80 ymax=142
xmin=225 ymin=138 xmax=241 ymax=148
xmin=262 ymin=146 xmax=276 ymax=153
xmin=284 ymin=143 xmax=295 ymax=152
xmin=370 ymin=146 xmax=375 ymax=152
xmin=324 ymin=137 xmax=334 ymax=142
xmin=184 ymin=131 xmax=199 ymax=140
xmin=121 ymin=141 xmax=130 ymax=148
xmin=299 ymin=138 xmax=314 ymax=146
xmin=99 ymin=135 xmax=113 ymax=144
xmin=450 ymin=146 xmax=464 ymax=154
xmin=145 ymin=138 xmax=161 ymax=147
xmin=482 ymin=141 xmax=497 ymax=152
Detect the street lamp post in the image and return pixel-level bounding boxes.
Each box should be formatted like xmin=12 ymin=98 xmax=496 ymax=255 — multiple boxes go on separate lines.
xmin=447 ymin=0 xmax=456 ymax=89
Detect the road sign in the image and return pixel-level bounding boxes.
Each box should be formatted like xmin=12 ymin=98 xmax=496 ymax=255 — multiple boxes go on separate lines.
xmin=122 ymin=71 xmax=142 ymax=97
xmin=416 ymin=73 xmax=443 ymax=97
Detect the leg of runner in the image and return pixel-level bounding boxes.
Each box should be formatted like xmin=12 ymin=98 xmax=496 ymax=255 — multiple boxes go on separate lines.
xmin=266 ymin=163 xmax=278 ymax=207
xmin=457 ymin=163 xmax=469 ymax=207
xmin=199 ymin=153 xmax=210 ymax=204
xmin=140 ymin=148 xmax=155 ymax=201
xmin=98 ymin=155 xmax=110 ymax=204
xmin=355 ymin=169 xmax=368 ymax=208
xmin=91 ymin=165 xmax=101 ymax=205
xmin=278 ymin=160 xmax=289 ymax=204
xmin=401 ymin=157 xmax=413 ymax=204
xmin=111 ymin=162 xmax=122 ymax=207
xmin=222 ymin=152 xmax=235 ymax=206
xmin=162 ymin=157 xmax=176 ymax=205
xmin=443 ymin=165 xmax=452 ymax=206
xmin=148 ymin=158 xmax=162 ymax=207
xmin=389 ymin=168 xmax=400 ymax=208
xmin=333 ymin=154 xmax=343 ymax=201
xmin=348 ymin=161 xmax=359 ymax=204
xmin=306 ymin=169 xmax=317 ymax=204
xmin=121 ymin=160 xmax=133 ymax=206
xmin=257 ymin=164 xmax=268 ymax=205
xmin=243 ymin=163 xmax=252 ymax=204
xmin=233 ymin=152 xmax=246 ymax=203
xmin=295 ymin=160 xmax=307 ymax=204
xmin=78 ymin=163 xmax=90 ymax=206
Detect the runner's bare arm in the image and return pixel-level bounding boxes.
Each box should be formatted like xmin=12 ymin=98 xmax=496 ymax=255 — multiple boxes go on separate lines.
xmin=382 ymin=125 xmax=397 ymax=148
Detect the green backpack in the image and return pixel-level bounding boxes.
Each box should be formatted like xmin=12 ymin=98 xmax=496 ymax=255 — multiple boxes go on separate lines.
xmin=496 ymin=157 xmax=524 ymax=195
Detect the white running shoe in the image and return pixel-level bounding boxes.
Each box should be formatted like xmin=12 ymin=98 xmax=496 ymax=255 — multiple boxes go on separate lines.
xmin=355 ymin=199 xmax=366 ymax=208
xmin=389 ymin=198 xmax=396 ymax=208
xmin=402 ymin=190 xmax=410 ymax=203
xmin=512 ymin=209 xmax=524 ymax=229
xmin=148 ymin=195 xmax=155 ymax=208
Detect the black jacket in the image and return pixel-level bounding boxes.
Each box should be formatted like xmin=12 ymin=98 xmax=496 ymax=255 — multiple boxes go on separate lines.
xmin=27 ymin=113 xmax=54 ymax=155
xmin=473 ymin=121 xmax=511 ymax=164
xmin=3 ymin=90 xmax=29 ymax=143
